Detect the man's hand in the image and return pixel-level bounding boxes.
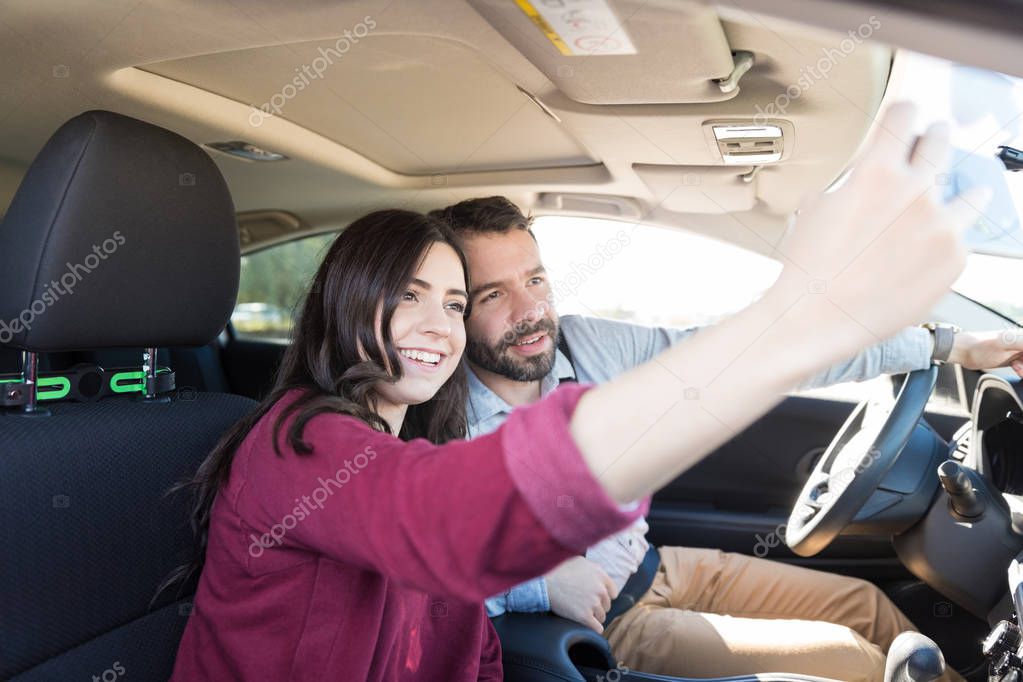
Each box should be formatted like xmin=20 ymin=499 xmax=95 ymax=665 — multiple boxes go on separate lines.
xmin=949 ymin=330 xmax=1023 ymax=377
xmin=546 ymin=556 xmax=619 ymax=633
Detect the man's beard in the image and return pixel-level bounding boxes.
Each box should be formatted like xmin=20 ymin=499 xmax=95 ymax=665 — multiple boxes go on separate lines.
xmin=467 ymin=317 xmax=560 ymax=382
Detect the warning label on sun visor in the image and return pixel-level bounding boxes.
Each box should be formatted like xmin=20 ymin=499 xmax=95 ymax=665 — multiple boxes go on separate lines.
xmin=514 ymin=0 xmax=638 ymax=56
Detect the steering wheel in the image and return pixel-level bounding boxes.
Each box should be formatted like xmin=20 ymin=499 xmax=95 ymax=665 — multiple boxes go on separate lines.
xmin=785 ymin=365 xmax=938 ymax=557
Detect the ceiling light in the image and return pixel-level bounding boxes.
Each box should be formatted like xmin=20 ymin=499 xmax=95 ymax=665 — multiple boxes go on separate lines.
xmin=205 ymin=141 xmax=288 ymax=162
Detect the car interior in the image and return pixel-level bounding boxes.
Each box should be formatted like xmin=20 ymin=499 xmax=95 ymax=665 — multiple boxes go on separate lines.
xmin=4 ymin=1 xmax=1023 ymax=681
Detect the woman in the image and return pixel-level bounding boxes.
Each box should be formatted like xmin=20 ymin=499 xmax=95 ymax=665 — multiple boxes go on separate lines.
xmin=170 ymin=105 xmax=980 ymax=680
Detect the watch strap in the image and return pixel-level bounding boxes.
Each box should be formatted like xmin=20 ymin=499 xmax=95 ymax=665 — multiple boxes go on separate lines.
xmin=929 ymin=325 xmax=955 ymax=363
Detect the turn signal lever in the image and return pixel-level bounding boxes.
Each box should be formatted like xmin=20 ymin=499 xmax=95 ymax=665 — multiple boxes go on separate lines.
xmin=937 ymin=460 xmax=986 ymax=518
xmin=884 ymin=632 xmax=946 ymax=682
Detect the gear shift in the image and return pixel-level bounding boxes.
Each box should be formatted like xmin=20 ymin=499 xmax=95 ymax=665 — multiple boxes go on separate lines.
xmin=884 ymin=632 xmax=946 ymax=682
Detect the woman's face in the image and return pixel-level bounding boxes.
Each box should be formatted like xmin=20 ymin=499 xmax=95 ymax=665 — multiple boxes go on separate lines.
xmin=375 ymin=242 xmax=468 ymax=408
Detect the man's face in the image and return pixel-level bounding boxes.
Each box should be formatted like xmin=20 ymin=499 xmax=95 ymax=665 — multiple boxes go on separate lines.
xmin=461 ymin=229 xmax=559 ymax=382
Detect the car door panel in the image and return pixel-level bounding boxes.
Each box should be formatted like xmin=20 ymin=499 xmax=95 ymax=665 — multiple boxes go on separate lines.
xmin=222 ymin=335 xmax=288 ymax=400
xmin=648 ymin=394 xmax=968 ymax=576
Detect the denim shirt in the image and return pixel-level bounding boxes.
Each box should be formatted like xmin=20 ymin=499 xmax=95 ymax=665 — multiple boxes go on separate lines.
xmin=470 ymin=315 xmax=933 ymax=617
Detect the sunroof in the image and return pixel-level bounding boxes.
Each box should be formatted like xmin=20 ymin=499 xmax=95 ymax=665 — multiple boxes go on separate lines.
xmin=143 ymin=34 xmax=598 ymax=176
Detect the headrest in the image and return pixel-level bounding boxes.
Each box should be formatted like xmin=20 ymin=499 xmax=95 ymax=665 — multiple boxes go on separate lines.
xmin=0 ymin=110 xmax=239 ymax=352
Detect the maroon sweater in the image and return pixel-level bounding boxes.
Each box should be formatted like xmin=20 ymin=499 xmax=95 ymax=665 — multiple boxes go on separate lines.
xmin=170 ymin=384 xmax=646 ymax=680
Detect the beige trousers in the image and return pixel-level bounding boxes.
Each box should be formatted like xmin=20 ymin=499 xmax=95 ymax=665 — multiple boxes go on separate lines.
xmin=604 ymin=547 xmax=964 ymax=682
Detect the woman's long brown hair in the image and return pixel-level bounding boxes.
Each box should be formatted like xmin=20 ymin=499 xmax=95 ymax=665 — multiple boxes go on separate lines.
xmin=158 ymin=209 xmax=470 ymax=597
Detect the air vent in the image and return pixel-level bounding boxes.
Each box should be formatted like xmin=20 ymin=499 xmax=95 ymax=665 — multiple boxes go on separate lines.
xmin=712 ymin=125 xmax=783 ymax=165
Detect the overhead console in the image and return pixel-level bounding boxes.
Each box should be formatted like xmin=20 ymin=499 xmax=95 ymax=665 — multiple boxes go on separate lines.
xmin=468 ymin=0 xmax=750 ymax=104
xmin=631 ymin=120 xmax=794 ymax=214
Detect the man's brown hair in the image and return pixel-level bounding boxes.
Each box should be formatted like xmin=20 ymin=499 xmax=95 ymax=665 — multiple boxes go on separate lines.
xmin=428 ymin=196 xmax=534 ymax=239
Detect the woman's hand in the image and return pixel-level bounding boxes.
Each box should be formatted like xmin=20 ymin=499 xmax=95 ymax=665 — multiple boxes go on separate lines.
xmin=773 ymin=101 xmax=989 ymax=356
xmin=571 ymin=102 xmax=995 ymax=505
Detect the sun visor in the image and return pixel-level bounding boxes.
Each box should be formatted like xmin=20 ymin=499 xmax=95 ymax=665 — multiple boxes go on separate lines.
xmin=468 ymin=0 xmax=747 ymax=105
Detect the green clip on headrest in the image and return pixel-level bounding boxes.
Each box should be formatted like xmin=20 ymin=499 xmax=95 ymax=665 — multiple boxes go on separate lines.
xmin=0 ymin=364 xmax=176 ymax=407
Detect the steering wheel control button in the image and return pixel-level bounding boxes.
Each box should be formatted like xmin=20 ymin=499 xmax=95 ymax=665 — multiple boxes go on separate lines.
xmin=792 ymin=503 xmax=817 ymax=524
xmin=937 ymin=460 xmax=986 ymax=518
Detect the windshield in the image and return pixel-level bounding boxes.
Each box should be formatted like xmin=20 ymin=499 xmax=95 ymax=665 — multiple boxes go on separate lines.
xmin=954 ymin=253 xmax=1023 ymax=324
xmin=893 ymin=52 xmax=1023 ymax=319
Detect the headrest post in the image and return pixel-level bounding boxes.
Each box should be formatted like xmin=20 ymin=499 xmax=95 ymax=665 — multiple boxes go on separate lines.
xmin=20 ymin=351 xmax=43 ymax=415
xmin=142 ymin=347 xmax=158 ymax=400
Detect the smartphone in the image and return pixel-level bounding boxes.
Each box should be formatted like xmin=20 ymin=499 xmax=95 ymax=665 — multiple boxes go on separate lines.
xmin=944 ymin=147 xmax=1023 ymax=256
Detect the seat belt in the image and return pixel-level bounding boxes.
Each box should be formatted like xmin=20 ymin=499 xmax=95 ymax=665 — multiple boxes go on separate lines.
xmin=556 ymin=333 xmax=577 ymax=384
xmin=556 ymin=331 xmax=661 ymax=625
xmin=604 ymin=546 xmax=661 ymax=627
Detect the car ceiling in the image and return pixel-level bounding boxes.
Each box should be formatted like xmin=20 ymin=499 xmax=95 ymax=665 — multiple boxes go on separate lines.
xmin=0 ymin=0 xmax=901 ymax=255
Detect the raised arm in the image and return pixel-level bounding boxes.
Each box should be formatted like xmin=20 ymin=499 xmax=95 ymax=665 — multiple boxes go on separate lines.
xmin=235 ymin=384 xmax=643 ymax=601
xmin=569 ymin=103 xmax=986 ymax=504
xmin=238 ymin=104 xmax=983 ymax=602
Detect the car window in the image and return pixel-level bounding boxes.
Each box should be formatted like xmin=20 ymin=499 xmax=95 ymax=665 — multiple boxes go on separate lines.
xmin=532 ymin=216 xmax=781 ymax=327
xmin=891 ymin=51 xmax=1023 ymax=259
xmin=232 ymin=233 xmax=337 ymax=340
xmin=533 ymin=215 xmax=900 ymax=403
xmin=955 ymin=253 xmax=1023 ymax=323
xmin=798 ymin=52 xmax=1023 ymax=411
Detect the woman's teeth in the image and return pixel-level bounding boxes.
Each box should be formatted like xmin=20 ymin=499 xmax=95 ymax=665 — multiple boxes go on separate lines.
xmin=400 ymin=349 xmax=441 ymax=365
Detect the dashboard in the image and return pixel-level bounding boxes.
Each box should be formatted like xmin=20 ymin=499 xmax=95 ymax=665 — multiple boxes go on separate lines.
xmin=894 ymin=374 xmax=1023 ymax=623
xmin=966 ymin=381 xmax=1023 ymax=681
xmin=971 ymin=380 xmax=1023 ymax=496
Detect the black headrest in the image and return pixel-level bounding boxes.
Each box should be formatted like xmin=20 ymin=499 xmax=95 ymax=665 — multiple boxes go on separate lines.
xmin=0 ymin=110 xmax=239 ymax=352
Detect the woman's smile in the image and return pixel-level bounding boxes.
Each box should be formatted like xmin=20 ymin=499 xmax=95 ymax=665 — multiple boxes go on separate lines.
xmin=398 ymin=347 xmax=448 ymax=373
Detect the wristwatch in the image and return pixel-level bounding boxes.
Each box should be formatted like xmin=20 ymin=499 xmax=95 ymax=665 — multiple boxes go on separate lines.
xmin=920 ymin=322 xmax=961 ymax=363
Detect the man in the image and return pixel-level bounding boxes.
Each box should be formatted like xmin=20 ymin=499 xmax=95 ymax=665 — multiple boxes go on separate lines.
xmin=431 ymin=196 xmax=1023 ymax=682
